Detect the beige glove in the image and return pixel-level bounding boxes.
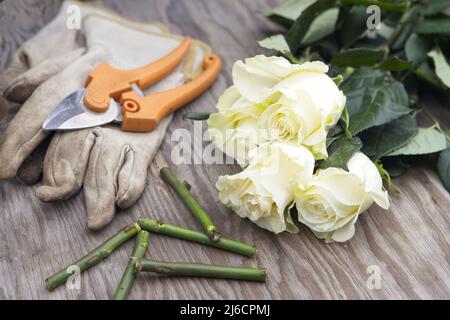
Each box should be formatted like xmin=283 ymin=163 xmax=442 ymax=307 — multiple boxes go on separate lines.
xmin=0 ymin=1 xmax=210 ymax=229
xmin=0 ymin=1 xmax=142 ymax=183
xmin=0 ymin=6 xmax=87 ymax=183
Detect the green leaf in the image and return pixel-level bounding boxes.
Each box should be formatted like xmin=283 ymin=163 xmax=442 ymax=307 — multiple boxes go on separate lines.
xmin=285 ymin=0 xmax=336 ymax=53
xmin=416 ymin=18 xmax=450 ymax=35
xmin=437 ymin=148 xmax=450 ymax=193
xmin=264 ymin=0 xmax=316 ymax=25
xmin=258 ymin=34 xmax=291 ymax=53
xmin=423 ymin=0 xmax=450 ymax=16
xmin=302 ymin=8 xmax=339 ymax=45
xmin=415 ymin=61 xmax=448 ymax=89
xmin=183 ymin=112 xmax=210 ymax=121
xmin=405 ymin=34 xmax=431 ymax=66
xmin=388 ymin=127 xmax=449 ymax=156
xmin=340 ymin=0 xmax=410 ymax=12
xmin=341 ymin=68 xmax=385 ymax=92
xmin=326 ymin=133 xmax=341 ymax=149
xmin=341 ymin=68 xmax=385 ymax=118
xmin=318 ymin=136 xmax=363 ymax=170
xmin=391 ymin=5 xmax=421 ymax=50
xmin=331 ymin=49 xmax=384 ymax=68
xmin=392 ymin=24 xmax=415 ymax=51
xmin=326 ymin=125 xmax=344 ymax=148
xmin=377 ymin=57 xmax=412 ymax=71
xmin=265 ymin=0 xmax=338 ymax=45
xmin=340 ymin=6 xmax=368 ymax=48
xmin=362 ymin=115 xmax=418 ymax=160
xmin=428 ymin=47 xmax=450 ymax=88
xmin=348 ymin=82 xmax=412 ymax=135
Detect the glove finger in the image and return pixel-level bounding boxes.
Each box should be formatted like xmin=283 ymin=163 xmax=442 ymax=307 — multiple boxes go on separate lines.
xmin=115 ymin=146 xmax=146 ymax=209
xmin=0 ymin=50 xmax=29 ymax=89
xmin=83 ymin=116 xmax=171 ymax=229
xmin=16 ymin=3 xmax=81 ymax=67
xmin=36 ymin=130 xmax=95 ymax=202
xmin=0 ymin=94 xmax=15 ymax=131
xmin=0 ymin=50 xmax=29 ymax=123
xmin=83 ymin=128 xmax=123 ymax=230
xmin=0 ymin=47 xmax=106 ymax=180
xmin=115 ymin=116 xmax=172 ymax=209
xmin=37 ymin=159 xmax=77 ymax=202
xmin=4 ymin=48 xmax=85 ymax=103
xmin=15 ymin=136 xmax=51 ymax=185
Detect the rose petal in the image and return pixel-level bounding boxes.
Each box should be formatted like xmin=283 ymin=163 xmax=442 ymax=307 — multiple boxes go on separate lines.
xmin=347 ymin=152 xmax=390 ymax=209
xmin=330 ymin=216 xmax=358 ymax=242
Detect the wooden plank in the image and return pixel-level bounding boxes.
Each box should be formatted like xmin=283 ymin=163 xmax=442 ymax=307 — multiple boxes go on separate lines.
xmin=0 ymin=0 xmax=449 ymax=300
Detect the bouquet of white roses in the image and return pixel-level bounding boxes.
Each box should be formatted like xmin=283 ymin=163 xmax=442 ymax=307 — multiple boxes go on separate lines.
xmin=207 ymin=55 xmax=390 ymax=242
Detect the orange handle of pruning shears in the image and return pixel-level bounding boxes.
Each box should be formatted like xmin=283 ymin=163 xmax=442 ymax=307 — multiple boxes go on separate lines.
xmin=84 ymin=38 xmax=192 ymax=112
xmin=119 ymin=54 xmax=221 ymax=132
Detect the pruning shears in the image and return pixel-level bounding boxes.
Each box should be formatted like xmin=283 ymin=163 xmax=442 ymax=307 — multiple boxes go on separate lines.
xmin=43 ymin=38 xmax=221 ymax=132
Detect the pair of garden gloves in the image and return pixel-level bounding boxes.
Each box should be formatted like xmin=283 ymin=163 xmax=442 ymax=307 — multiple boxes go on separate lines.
xmin=0 ymin=1 xmax=210 ymax=229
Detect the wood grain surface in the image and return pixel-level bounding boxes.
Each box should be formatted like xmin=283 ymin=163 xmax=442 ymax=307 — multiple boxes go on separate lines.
xmin=0 ymin=0 xmax=449 ymax=300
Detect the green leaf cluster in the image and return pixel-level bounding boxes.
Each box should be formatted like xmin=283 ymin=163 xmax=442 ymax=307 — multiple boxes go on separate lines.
xmin=261 ymin=0 xmax=450 ymax=192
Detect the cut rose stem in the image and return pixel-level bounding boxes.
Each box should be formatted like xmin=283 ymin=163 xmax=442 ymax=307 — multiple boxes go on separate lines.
xmin=160 ymin=167 xmax=221 ymax=241
xmin=138 ymin=218 xmax=256 ymax=257
xmin=112 ymin=230 xmax=151 ymax=300
xmin=46 ymin=222 xmax=141 ymax=291
xmin=135 ymin=259 xmax=267 ymax=282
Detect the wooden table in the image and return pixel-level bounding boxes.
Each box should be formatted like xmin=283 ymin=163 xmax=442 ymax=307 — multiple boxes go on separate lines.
xmin=0 ymin=0 xmax=449 ymax=300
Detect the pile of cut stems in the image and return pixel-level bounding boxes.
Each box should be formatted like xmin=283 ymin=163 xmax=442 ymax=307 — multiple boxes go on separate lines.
xmin=46 ymin=168 xmax=265 ymax=299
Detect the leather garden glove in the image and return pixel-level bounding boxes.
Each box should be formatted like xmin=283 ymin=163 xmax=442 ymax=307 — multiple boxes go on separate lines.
xmin=0 ymin=1 xmax=171 ymax=184
xmin=0 ymin=0 xmax=88 ymax=183
xmin=0 ymin=1 xmax=210 ymax=229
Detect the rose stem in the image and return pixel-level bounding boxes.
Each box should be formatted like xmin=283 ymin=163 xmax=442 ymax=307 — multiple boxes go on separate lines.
xmin=112 ymin=230 xmax=151 ymax=300
xmin=183 ymin=112 xmax=210 ymax=120
xmin=46 ymin=222 xmax=141 ymax=291
xmin=135 ymin=259 xmax=267 ymax=282
xmin=160 ymin=167 xmax=220 ymax=241
xmin=138 ymin=218 xmax=256 ymax=258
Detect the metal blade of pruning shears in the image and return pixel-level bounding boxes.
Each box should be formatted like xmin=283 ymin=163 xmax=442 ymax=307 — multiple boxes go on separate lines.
xmin=42 ymin=89 xmax=121 ymax=131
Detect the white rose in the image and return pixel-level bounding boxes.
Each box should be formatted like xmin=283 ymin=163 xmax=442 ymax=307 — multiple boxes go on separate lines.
xmin=207 ymin=55 xmax=345 ymax=163
xmin=216 ymin=142 xmax=315 ymax=233
xmin=207 ymin=94 xmax=263 ymax=165
xmin=256 ymin=90 xmax=328 ymax=159
xmin=294 ymin=152 xmax=390 ymax=243
xmin=269 ymin=61 xmax=346 ymax=128
xmin=233 ymin=55 xmax=346 ymax=127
